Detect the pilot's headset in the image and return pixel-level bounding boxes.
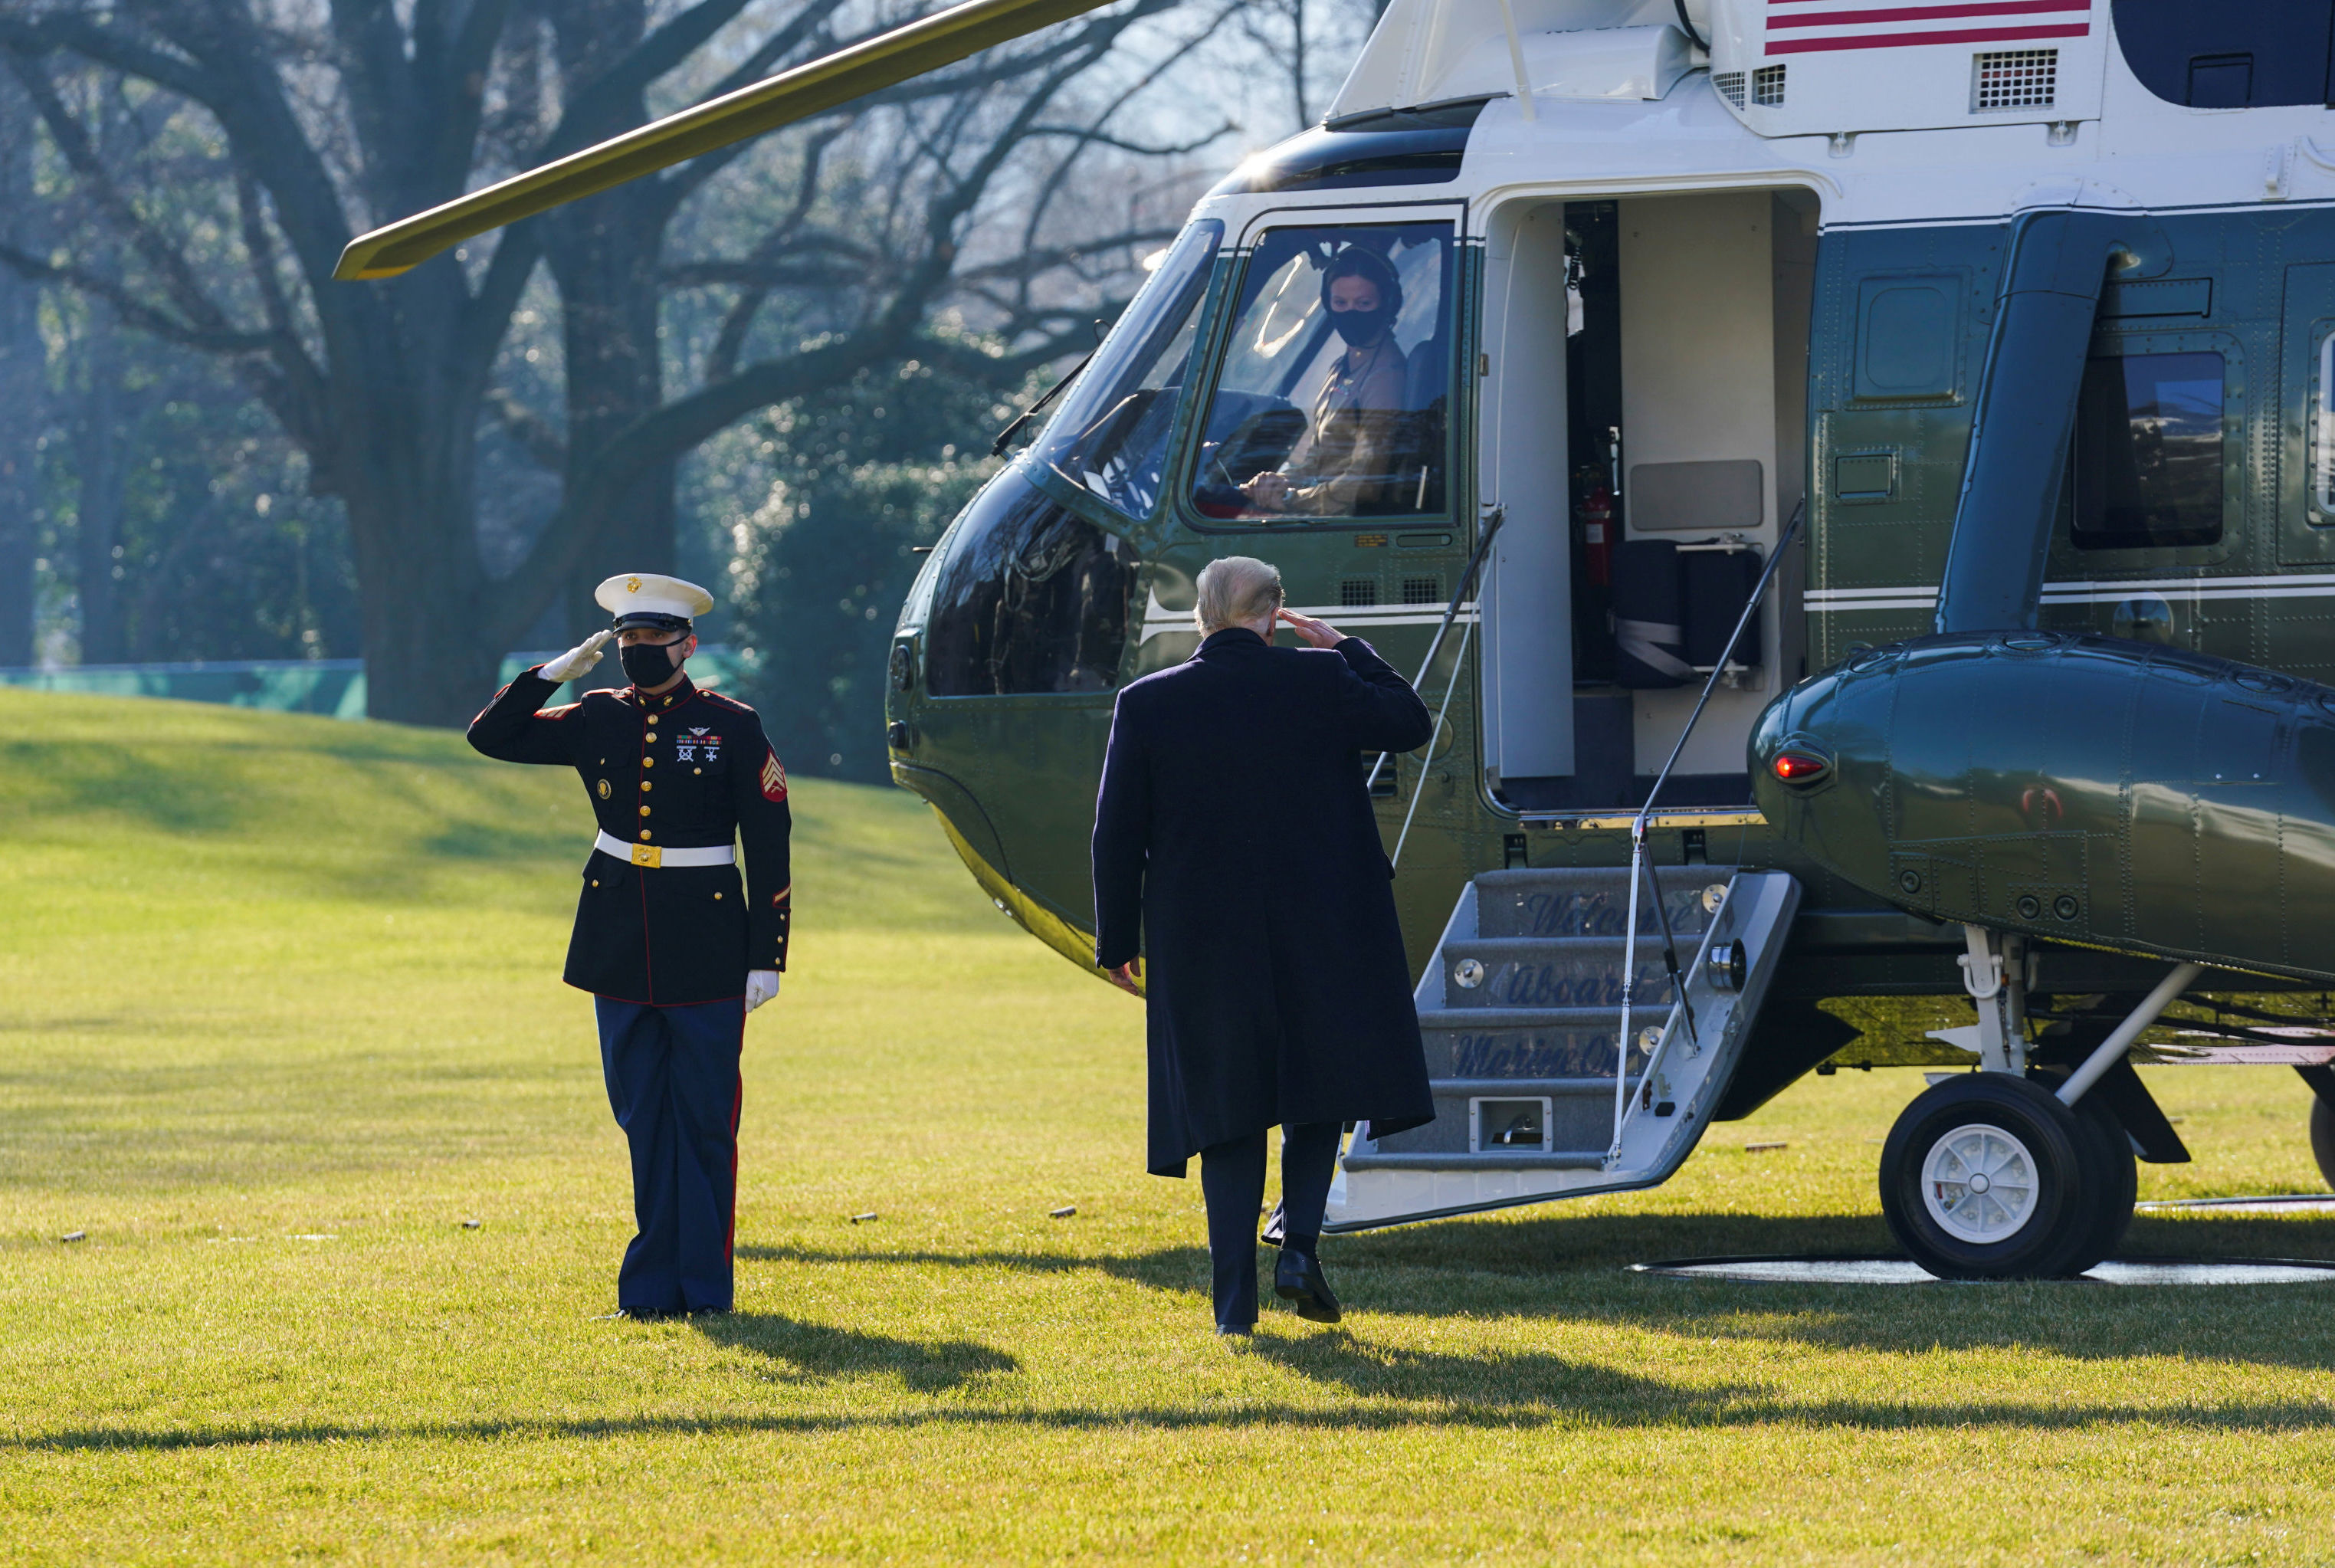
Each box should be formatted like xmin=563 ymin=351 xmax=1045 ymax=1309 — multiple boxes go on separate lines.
xmin=1319 ymin=247 xmax=1403 ymax=348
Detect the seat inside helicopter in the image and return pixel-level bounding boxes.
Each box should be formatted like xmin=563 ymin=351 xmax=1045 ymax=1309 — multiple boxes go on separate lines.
xmin=1480 ymin=188 xmax=1816 ymax=813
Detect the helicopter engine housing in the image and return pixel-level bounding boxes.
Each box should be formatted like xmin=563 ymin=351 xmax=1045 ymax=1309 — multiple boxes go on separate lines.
xmin=1752 ymin=631 xmax=2335 ymax=983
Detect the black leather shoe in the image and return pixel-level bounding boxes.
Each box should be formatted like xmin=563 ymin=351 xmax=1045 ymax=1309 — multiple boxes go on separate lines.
xmin=1274 ymin=1248 xmax=1341 ymax=1323
xmin=1216 ymin=1320 xmax=1254 ymax=1337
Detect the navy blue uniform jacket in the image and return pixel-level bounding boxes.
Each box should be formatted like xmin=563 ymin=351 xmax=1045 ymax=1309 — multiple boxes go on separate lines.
xmin=468 ymin=669 xmax=791 ymax=1005
xmin=1091 ymin=628 xmax=1437 ymax=1176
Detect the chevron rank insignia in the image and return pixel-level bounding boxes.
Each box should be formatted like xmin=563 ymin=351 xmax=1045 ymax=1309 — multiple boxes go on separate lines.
xmin=760 ymin=750 xmax=788 ymax=802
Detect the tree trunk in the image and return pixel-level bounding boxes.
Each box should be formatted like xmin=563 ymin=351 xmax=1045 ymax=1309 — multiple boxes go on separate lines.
xmin=0 ymin=74 xmax=42 ymax=668
xmin=73 ymin=315 xmax=126 ymax=664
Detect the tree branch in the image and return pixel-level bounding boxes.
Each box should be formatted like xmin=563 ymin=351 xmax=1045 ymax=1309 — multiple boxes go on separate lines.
xmin=485 ymin=386 xmax=569 ymax=469
xmin=0 ymin=241 xmax=272 ymax=353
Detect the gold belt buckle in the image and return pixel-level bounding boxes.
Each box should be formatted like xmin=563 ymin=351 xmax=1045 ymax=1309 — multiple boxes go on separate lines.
xmin=631 ymin=844 xmax=663 ymax=868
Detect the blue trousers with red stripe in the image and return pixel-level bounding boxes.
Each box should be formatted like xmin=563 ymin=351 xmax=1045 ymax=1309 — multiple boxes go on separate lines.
xmin=595 ymin=996 xmax=746 ymax=1313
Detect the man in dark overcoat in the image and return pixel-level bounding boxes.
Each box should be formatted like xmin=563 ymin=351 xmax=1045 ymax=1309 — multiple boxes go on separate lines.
xmin=1091 ymin=555 xmax=1435 ymax=1335
xmin=467 ymin=572 xmax=791 ymax=1320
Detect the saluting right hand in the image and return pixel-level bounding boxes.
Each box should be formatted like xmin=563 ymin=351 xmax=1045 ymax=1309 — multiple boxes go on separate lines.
xmin=541 ymin=629 xmax=612 ymax=682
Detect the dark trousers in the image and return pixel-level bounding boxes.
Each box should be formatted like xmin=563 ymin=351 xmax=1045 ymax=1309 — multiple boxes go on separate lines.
xmin=1198 ymin=1122 xmax=1342 ymax=1329
xmin=595 ymin=996 xmax=746 ymax=1313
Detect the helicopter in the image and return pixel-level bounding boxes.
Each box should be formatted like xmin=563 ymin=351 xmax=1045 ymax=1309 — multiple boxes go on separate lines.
xmin=342 ymin=0 xmax=2335 ymax=1280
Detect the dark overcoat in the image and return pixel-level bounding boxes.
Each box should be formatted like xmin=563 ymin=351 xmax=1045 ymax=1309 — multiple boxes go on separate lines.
xmin=1090 ymin=628 xmax=1437 ymax=1176
xmin=467 ymin=668 xmax=792 ymax=1005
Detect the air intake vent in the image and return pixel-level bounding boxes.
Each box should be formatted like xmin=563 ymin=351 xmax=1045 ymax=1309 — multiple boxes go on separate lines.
xmin=1340 ymin=579 xmax=1379 ymax=607
xmin=1751 ymin=64 xmax=1786 ymax=107
xmin=1402 ymin=577 xmax=1442 ymax=605
xmin=1713 ymin=71 xmax=1746 ymax=110
xmin=1973 ymin=49 xmax=2056 ymax=111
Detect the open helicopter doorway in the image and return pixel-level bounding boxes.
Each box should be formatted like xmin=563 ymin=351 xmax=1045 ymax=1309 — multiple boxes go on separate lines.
xmin=1478 ymin=189 xmax=1815 ymax=811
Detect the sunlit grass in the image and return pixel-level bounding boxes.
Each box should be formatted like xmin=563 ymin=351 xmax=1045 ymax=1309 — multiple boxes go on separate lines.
xmin=5 ymin=689 xmax=2335 ymax=1563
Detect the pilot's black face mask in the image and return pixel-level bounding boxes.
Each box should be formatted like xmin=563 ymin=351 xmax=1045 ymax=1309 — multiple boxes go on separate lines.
xmin=620 ymin=638 xmax=681 ymax=687
xmin=1329 ymin=305 xmax=1393 ymax=347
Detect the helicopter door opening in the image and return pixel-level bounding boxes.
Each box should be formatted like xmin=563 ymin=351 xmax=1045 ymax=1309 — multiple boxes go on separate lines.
xmin=1481 ymin=189 xmax=1815 ymax=810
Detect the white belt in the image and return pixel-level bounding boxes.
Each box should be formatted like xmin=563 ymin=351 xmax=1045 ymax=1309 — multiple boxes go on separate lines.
xmin=593 ymin=830 xmax=734 ymax=869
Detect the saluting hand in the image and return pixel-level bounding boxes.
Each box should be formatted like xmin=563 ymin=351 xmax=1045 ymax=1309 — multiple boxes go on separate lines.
xmin=1275 ymin=608 xmax=1345 ymax=649
xmin=540 ymin=629 xmax=612 ymax=682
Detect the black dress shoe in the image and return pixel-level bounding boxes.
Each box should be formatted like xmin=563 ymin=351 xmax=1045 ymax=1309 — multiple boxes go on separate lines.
xmin=1274 ymin=1248 xmax=1341 ymax=1324
xmin=1216 ymin=1320 xmax=1254 ymax=1337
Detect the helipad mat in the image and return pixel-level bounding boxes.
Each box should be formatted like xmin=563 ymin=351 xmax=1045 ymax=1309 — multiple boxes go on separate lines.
xmin=1628 ymin=1255 xmax=2335 ymax=1285
xmin=2133 ymin=1193 xmax=2335 ymax=1215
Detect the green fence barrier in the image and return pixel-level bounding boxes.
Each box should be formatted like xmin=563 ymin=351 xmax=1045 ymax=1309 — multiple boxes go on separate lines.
xmin=0 ymin=646 xmax=751 ymax=720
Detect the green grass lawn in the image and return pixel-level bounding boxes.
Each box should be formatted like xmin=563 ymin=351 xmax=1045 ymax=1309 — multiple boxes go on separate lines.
xmin=7 ymin=688 xmax=2335 ymax=1563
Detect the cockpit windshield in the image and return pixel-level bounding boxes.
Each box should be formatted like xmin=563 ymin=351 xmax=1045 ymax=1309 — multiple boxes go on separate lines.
xmin=1029 ymin=219 xmax=1223 ymax=520
xmin=1190 ymin=222 xmax=1454 ymax=523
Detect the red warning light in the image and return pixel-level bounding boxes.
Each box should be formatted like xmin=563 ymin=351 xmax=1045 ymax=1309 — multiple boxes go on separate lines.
xmin=1772 ymin=751 xmax=1830 ymax=783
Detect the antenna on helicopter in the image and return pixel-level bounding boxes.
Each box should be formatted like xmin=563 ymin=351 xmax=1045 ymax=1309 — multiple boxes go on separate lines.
xmin=333 ymin=0 xmax=1119 ymax=281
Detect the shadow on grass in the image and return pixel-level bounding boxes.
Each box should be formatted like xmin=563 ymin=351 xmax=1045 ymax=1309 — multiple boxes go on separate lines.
xmin=741 ymin=1206 xmax=2335 ymax=1373
xmin=695 ymin=1310 xmax=1018 ymax=1392
xmin=25 ymin=1385 xmax=2335 ymax=1455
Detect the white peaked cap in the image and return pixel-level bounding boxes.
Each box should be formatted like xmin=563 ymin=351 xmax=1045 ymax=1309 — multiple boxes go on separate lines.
xmin=595 ymin=572 xmax=716 ymax=624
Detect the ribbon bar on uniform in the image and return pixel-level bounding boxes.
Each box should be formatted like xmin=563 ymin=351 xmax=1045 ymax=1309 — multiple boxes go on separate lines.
xmin=593 ymin=830 xmax=735 ymax=868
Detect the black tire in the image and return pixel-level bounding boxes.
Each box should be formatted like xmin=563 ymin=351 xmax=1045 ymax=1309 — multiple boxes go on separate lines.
xmin=2313 ymin=1096 xmax=2335 ymax=1192
xmin=1880 ymin=1074 xmax=2092 ymax=1279
xmin=2059 ymin=1094 xmax=2137 ymax=1275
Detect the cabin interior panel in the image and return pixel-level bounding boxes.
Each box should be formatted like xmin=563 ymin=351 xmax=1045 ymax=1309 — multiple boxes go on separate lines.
xmin=1484 ymin=186 xmax=1815 ymax=814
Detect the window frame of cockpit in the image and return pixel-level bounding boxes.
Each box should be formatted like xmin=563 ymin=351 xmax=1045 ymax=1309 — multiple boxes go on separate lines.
xmin=1171 ymin=199 xmax=1472 ymax=537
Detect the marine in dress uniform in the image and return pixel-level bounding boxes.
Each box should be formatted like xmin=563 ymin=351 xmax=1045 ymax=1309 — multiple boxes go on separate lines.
xmin=467 ymin=573 xmax=791 ymax=1317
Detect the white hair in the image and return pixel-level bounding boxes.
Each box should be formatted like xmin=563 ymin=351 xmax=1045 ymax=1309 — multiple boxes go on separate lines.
xmin=1194 ymin=556 xmax=1284 ymax=635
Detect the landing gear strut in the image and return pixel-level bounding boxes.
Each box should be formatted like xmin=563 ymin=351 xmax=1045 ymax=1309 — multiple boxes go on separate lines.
xmin=1879 ymin=939 xmax=2194 ymax=1280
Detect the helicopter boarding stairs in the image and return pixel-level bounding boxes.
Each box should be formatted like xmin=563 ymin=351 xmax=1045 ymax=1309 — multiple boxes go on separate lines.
xmin=1323 ymin=864 xmax=1801 ymax=1231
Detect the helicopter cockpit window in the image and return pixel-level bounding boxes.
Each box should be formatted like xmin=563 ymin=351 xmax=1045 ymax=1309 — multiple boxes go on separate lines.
xmin=924 ymin=474 xmax=1136 ymax=697
xmin=1189 ymin=222 xmax=1454 ymax=523
xmin=1028 ymin=220 xmax=1222 ymax=521
xmin=2071 ymin=350 xmax=2225 ymax=551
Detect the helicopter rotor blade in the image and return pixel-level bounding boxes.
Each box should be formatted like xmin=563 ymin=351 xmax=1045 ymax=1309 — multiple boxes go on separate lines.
xmin=333 ymin=0 xmax=1115 ymax=281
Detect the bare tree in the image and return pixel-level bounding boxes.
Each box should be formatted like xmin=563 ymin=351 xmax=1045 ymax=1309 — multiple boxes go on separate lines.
xmin=0 ymin=0 xmax=1210 ymax=721
xmin=0 ymin=69 xmax=39 ymax=666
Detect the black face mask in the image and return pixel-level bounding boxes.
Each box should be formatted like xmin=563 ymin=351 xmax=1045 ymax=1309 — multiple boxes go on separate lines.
xmin=1329 ymin=306 xmax=1393 ymax=347
xmin=620 ymin=639 xmax=681 ymax=687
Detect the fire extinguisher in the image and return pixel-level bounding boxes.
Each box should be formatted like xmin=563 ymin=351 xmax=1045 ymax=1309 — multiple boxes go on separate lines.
xmin=1576 ymin=466 xmax=1614 ymax=588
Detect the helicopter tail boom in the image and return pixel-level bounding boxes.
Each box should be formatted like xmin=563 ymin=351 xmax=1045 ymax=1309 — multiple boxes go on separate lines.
xmin=333 ymin=0 xmax=1116 ymax=281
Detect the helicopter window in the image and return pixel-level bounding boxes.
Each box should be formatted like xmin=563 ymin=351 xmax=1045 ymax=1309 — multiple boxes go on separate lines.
xmin=2112 ymin=0 xmax=2335 ymax=109
xmin=2071 ymin=351 xmax=2224 ymax=551
xmin=924 ymin=474 xmax=1136 ymax=697
xmin=1028 ymin=220 xmax=1222 ymax=521
xmin=1189 ymin=222 xmax=1454 ymax=523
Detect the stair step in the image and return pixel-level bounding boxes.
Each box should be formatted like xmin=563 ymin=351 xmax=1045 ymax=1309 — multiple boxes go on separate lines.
xmin=1471 ymin=867 xmax=1738 ymax=940
xmin=1341 ymin=1150 xmax=1608 ymax=1172
xmin=1415 ymin=1008 xmax=1658 ymax=1081
xmin=1366 ymin=1079 xmax=1622 ymax=1159
xmin=1438 ymin=936 xmax=1679 ymax=1010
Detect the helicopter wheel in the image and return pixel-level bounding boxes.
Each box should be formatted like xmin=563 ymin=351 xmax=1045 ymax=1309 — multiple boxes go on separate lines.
xmin=2058 ymin=1093 xmax=2137 ymax=1275
xmin=1880 ymin=1074 xmax=2100 ymax=1279
xmin=2311 ymin=1095 xmax=2335 ymax=1192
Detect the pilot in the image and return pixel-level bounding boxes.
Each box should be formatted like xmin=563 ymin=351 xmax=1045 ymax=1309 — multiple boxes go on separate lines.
xmin=467 ymin=572 xmax=791 ymax=1320
xmin=1241 ymin=248 xmax=1411 ymax=517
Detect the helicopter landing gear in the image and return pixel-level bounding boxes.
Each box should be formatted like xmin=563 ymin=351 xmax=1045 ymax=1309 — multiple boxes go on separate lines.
xmin=1881 ymin=1074 xmax=2094 ymax=1277
xmin=2300 ymin=1067 xmax=2335 ymax=1191
xmin=1882 ymin=954 xmax=2196 ymax=1279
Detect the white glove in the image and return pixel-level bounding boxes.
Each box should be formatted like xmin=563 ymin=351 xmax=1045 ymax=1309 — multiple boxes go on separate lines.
xmin=540 ymin=629 xmax=612 ymax=682
xmin=745 ymin=969 xmax=780 ymax=1012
